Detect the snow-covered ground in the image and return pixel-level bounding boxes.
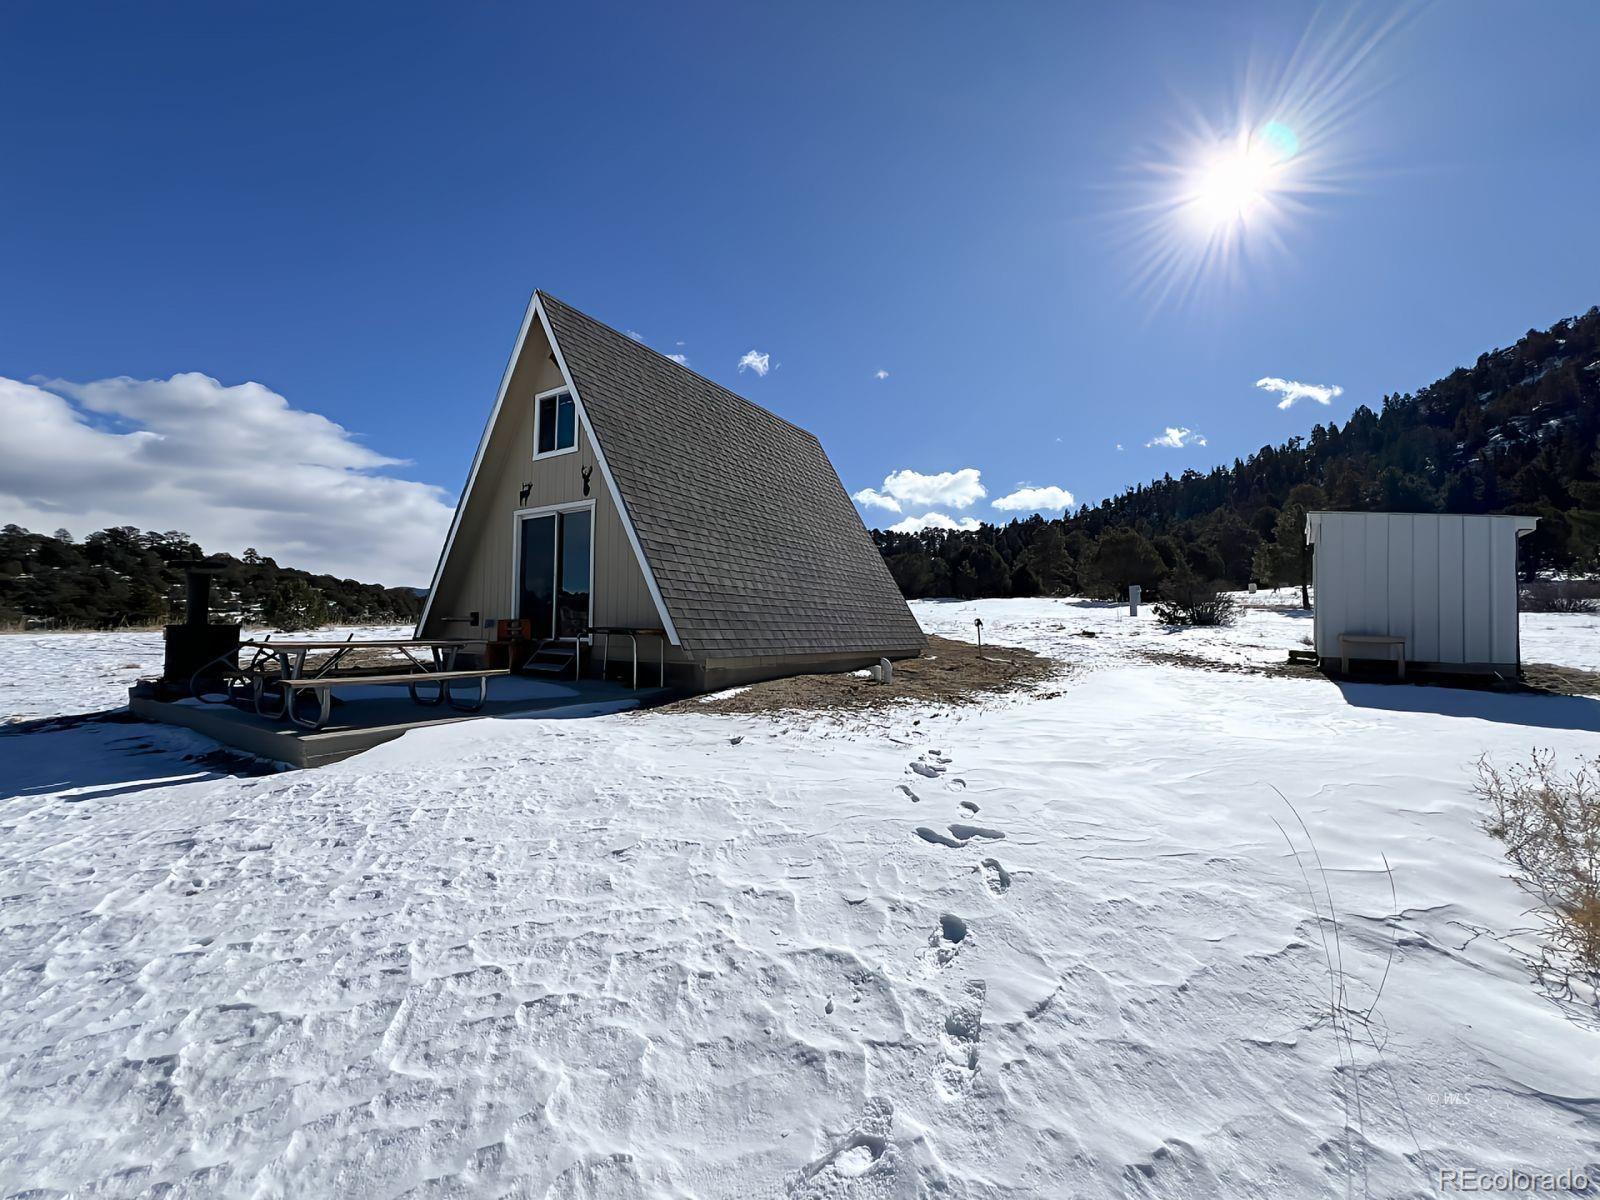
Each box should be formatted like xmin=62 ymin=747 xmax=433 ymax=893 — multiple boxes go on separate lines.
xmin=0 ymin=624 xmax=413 ymax=724
xmin=1 ymin=602 xmax=1597 ymax=1197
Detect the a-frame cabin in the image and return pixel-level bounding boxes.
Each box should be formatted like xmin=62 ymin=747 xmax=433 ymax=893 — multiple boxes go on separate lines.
xmin=417 ymin=291 xmax=925 ymax=691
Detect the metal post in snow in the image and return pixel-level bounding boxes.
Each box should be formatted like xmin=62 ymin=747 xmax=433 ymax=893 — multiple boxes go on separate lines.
xmin=1129 ymin=584 xmax=1140 ymax=617
xmin=974 ymin=617 xmax=984 ymax=656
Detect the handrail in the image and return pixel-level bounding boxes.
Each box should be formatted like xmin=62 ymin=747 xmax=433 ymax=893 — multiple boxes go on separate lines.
xmin=592 ymin=627 xmax=667 ymax=689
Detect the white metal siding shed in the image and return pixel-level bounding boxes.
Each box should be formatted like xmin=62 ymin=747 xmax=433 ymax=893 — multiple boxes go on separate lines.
xmin=1305 ymin=511 xmax=1538 ymax=671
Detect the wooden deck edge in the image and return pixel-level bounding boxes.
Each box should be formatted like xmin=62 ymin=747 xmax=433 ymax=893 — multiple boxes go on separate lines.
xmin=129 ymin=694 xmax=414 ymax=769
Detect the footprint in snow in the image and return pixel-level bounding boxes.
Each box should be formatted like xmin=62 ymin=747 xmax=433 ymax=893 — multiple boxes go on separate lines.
xmin=948 ymin=822 xmax=1005 ymax=841
xmin=897 ymin=783 xmax=920 ymax=803
xmin=930 ymin=913 xmax=968 ymax=966
xmin=916 ymin=823 xmax=1004 ymax=848
xmin=979 ymin=858 xmax=1011 ymax=894
xmin=909 ymin=761 xmax=945 ymax=779
xmin=790 ymin=1097 xmax=897 ymax=1194
xmin=936 ymin=980 xmax=987 ymax=1100
xmin=958 ymin=799 xmax=979 ymax=814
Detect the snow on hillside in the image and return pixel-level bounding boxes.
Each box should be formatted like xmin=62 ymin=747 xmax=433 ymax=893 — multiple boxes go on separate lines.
xmin=1 ymin=602 xmax=1597 ymax=1196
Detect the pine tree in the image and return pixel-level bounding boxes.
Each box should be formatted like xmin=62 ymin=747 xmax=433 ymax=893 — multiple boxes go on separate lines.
xmin=263 ymin=579 xmax=331 ymax=632
xmin=1021 ymin=525 xmax=1073 ymax=595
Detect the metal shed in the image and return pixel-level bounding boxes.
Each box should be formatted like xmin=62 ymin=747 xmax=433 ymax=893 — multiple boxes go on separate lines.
xmin=1304 ymin=511 xmax=1538 ymax=675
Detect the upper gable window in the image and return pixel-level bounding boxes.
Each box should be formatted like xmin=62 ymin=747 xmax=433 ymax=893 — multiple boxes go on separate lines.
xmin=535 ymin=388 xmax=577 ymax=458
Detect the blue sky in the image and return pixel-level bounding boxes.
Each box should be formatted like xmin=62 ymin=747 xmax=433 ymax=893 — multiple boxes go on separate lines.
xmin=2 ymin=1 xmax=1597 ymax=583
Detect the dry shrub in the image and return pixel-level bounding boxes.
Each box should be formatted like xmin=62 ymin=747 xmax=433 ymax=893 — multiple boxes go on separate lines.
xmin=1521 ymin=580 xmax=1600 ymax=614
xmin=1154 ymin=564 xmax=1239 ymax=627
xmin=1477 ymin=750 xmax=1600 ymax=1010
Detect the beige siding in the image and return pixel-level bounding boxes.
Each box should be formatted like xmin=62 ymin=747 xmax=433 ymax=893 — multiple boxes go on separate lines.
xmin=423 ymin=322 xmax=681 ymax=656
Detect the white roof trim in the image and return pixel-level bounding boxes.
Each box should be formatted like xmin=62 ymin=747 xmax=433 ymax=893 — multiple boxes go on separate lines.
xmin=415 ymin=293 xmax=540 ymax=635
xmin=534 ymin=296 xmax=681 ymax=645
xmin=416 ymin=291 xmax=681 ymax=646
xmin=1304 ymin=510 xmax=1540 ymax=546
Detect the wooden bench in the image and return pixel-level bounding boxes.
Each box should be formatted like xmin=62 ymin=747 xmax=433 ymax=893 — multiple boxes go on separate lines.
xmin=1338 ymin=634 xmax=1407 ymax=680
xmin=264 ymin=669 xmax=510 ymax=730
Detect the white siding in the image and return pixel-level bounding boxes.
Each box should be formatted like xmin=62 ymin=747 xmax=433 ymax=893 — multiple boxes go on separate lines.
xmin=1306 ymin=512 xmax=1536 ymax=669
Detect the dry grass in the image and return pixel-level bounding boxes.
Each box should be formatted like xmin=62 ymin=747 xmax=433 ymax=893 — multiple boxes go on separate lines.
xmin=661 ymin=634 xmax=1059 ymax=717
xmin=1477 ymin=750 xmax=1600 ymax=1014
xmin=1520 ymin=661 xmax=1600 ymax=698
xmin=1131 ymin=646 xmax=1321 ymax=680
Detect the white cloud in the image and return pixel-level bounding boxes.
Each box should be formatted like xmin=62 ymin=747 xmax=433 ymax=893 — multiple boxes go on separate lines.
xmin=851 ymin=487 xmax=902 ymax=513
xmin=888 ymin=512 xmax=981 ymax=534
xmin=873 ymin=369 xmax=890 ymax=380
xmin=737 ymin=350 xmax=771 ymax=377
xmin=1255 ymin=376 xmax=1343 ymax=410
xmin=853 ymin=468 xmax=986 ymax=515
xmin=666 ymin=353 xmax=689 ymax=365
xmin=0 ymin=373 xmax=453 ymax=586
xmin=1145 ymin=426 xmax=1207 ymax=448
xmin=625 ymin=329 xmax=645 ymax=342
xmin=993 ymin=485 xmax=1076 ymax=513
xmin=1115 ymin=442 xmax=1124 ymax=451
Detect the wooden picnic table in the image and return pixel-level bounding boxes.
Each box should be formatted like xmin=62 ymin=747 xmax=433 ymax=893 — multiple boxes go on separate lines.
xmin=272 ymin=667 xmax=510 ymax=730
xmin=248 ymin=637 xmax=471 ymax=718
xmin=191 ymin=636 xmax=473 ymax=716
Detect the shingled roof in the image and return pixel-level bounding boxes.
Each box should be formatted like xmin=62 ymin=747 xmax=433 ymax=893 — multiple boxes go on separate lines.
xmin=540 ymin=291 xmax=925 ymax=662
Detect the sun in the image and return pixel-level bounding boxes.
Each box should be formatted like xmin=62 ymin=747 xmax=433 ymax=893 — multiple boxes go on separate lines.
xmin=1184 ymin=123 xmax=1298 ymax=232
xmin=1108 ymin=5 xmax=1406 ymax=310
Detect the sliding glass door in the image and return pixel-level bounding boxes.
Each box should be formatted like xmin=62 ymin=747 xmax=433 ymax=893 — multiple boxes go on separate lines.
xmin=518 ymin=514 xmax=557 ymax=636
xmin=518 ymin=507 xmax=592 ymax=639
xmin=555 ymin=509 xmax=591 ymax=636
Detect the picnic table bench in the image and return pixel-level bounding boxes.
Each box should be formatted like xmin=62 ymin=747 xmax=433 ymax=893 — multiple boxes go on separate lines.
xmin=1338 ymin=633 xmax=1407 ymax=679
xmin=190 ymin=635 xmax=507 ymax=729
xmin=273 ymin=668 xmax=511 ymax=730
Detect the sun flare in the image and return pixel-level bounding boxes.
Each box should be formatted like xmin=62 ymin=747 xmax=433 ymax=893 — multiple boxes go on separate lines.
xmin=1110 ymin=7 xmax=1406 ymax=309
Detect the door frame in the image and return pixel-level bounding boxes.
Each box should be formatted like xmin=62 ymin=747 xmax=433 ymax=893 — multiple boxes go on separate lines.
xmin=509 ymin=499 xmax=597 ymax=640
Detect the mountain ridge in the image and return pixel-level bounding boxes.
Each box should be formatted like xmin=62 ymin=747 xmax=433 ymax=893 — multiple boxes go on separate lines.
xmin=873 ymin=306 xmax=1600 ymax=599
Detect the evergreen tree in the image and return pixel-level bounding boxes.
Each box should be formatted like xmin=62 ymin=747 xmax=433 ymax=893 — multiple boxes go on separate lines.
xmin=0 ymin=526 xmax=419 ymax=628
xmin=1020 ymin=525 xmax=1073 ymax=595
xmin=1252 ymin=484 xmax=1325 ymax=607
xmin=1083 ymin=529 xmax=1166 ymax=598
xmin=263 ymin=579 xmax=332 ymax=632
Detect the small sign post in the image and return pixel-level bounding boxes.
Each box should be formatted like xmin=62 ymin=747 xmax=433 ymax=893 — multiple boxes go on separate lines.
xmin=1128 ymin=585 xmax=1140 ymax=617
xmin=974 ymin=617 xmax=984 ymax=656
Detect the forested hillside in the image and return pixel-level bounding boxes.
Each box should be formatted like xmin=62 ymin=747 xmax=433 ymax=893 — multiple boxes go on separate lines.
xmin=875 ymin=307 xmax=1600 ymax=601
xmin=0 ymin=526 xmax=422 ymax=629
